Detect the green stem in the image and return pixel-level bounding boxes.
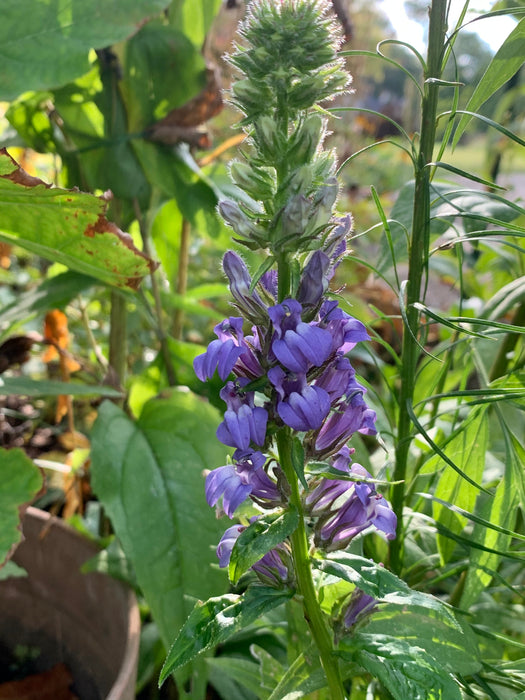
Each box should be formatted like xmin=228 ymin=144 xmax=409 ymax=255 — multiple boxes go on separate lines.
xmin=277 ymin=255 xmax=292 ymax=303
xmin=173 ymin=218 xmax=191 ymax=340
xmin=389 ymin=0 xmax=447 ymax=574
xmin=109 ymin=289 xmax=127 ymax=388
xmin=276 ymin=430 xmax=346 ymax=700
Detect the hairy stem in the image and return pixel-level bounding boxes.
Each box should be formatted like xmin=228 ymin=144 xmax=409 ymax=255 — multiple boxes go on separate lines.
xmin=390 ymin=0 xmax=448 ymax=573
xmin=276 ymin=430 xmax=346 ymax=700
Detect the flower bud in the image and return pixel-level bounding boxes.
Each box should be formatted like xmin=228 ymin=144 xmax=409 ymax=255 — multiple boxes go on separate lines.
xmin=254 ymin=116 xmax=281 ymax=161
xmin=288 ymin=114 xmax=325 ymax=165
xmin=219 ymin=200 xmax=267 ymax=247
xmin=230 ymin=160 xmax=275 ymax=201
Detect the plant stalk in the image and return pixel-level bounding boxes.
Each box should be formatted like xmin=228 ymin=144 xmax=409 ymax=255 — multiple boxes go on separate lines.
xmin=390 ymin=0 xmax=448 ymax=573
xmin=276 ymin=430 xmax=346 ymax=700
xmin=173 ymin=218 xmax=191 ymax=340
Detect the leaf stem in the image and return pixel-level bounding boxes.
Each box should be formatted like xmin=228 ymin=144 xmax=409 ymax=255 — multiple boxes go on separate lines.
xmin=390 ymin=0 xmax=448 ymax=573
xmin=276 ymin=430 xmax=346 ymax=700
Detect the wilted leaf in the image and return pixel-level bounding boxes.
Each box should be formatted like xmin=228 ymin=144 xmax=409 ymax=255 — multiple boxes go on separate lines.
xmin=0 ymin=335 xmax=34 ymax=374
xmin=0 ymin=149 xmax=157 ymax=289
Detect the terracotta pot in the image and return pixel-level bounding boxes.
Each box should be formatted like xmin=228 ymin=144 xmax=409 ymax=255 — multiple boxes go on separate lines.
xmin=0 ymin=507 xmax=140 ymax=700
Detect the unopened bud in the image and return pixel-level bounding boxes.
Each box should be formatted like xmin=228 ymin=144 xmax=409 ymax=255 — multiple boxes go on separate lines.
xmin=288 ymin=114 xmax=325 ymax=165
xmin=230 ymin=160 xmax=274 ymax=201
xmin=254 ymin=116 xmax=281 ymax=161
xmin=219 ymin=200 xmax=266 ymax=246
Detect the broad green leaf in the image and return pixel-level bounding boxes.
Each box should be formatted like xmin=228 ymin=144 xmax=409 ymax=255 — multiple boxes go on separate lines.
xmin=358 ymin=607 xmax=481 ymax=676
xmin=0 ymin=448 xmax=43 ymax=566
xmin=0 ymin=377 xmax=122 ymax=398
xmin=341 ymin=633 xmax=462 ymax=700
xmin=433 ymin=406 xmax=488 ymax=563
xmin=0 ymin=0 xmax=172 ymax=100
xmin=314 ymin=553 xmax=457 ymax=622
xmin=169 ymin=0 xmax=223 ymax=48
xmin=119 ymin=22 xmax=206 ymax=131
xmin=453 ymin=17 xmax=525 ymax=147
xmin=159 ymin=586 xmax=293 ymax=684
xmin=228 ymin=508 xmax=299 ymax=584
xmin=90 ymin=391 xmax=229 ymax=652
xmin=0 ymin=149 xmax=156 ymax=289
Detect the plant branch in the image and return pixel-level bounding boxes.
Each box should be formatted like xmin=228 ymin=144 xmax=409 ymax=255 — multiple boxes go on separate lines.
xmin=173 ymin=218 xmax=191 ymax=340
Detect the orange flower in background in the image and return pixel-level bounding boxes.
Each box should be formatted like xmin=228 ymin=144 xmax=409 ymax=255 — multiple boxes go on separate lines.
xmin=0 ymin=241 xmax=12 ymax=268
xmin=42 ymin=309 xmax=81 ymax=372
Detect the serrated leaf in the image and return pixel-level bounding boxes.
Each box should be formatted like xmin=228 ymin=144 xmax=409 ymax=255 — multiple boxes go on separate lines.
xmin=0 ymin=448 xmax=43 ymax=566
xmin=0 ymin=0 xmax=172 ymax=100
xmin=267 ymin=645 xmax=326 ymax=700
xmin=159 ymin=586 xmax=293 ymax=684
xmin=0 ymin=150 xmax=156 ymax=289
xmin=90 ymin=391 xmax=229 ymax=653
xmin=356 ymin=607 xmax=481 ymax=677
xmin=229 ymin=508 xmax=299 ymax=584
xmin=341 ymin=633 xmax=462 ymax=700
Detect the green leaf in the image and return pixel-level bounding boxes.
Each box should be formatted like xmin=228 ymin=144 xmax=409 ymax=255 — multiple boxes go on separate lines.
xmin=0 ymin=448 xmax=43 ymax=566
xmin=432 ymin=406 xmax=488 ymax=563
xmin=452 ymin=17 xmax=525 ymax=147
xmin=169 ymin=0 xmax=224 ymax=48
xmin=206 ymin=656 xmax=271 ymax=700
xmin=119 ymin=22 xmax=206 ymax=131
xmin=461 ymin=425 xmax=522 ymax=608
xmin=356 ymin=607 xmax=481 ymax=677
xmin=228 ymin=508 xmax=299 ymax=584
xmin=341 ymin=633 xmax=462 ymax=700
xmin=0 ymin=0 xmax=172 ymax=100
xmin=90 ymin=391 xmax=229 ymax=652
xmin=0 ymin=149 xmax=156 ymax=289
xmin=267 ymin=645 xmax=326 ymax=700
xmin=0 ymin=271 xmax=95 ymax=328
xmin=0 ymin=377 xmax=122 ymax=398
xmin=159 ymin=586 xmax=293 ymax=684
xmin=314 ymin=553 xmax=457 ymax=622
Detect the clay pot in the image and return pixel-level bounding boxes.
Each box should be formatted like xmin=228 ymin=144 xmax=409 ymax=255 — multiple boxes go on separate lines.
xmin=0 ymin=507 xmax=140 ymax=700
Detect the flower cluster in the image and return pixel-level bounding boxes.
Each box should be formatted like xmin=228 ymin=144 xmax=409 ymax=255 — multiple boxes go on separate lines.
xmin=194 ymin=243 xmax=396 ymax=582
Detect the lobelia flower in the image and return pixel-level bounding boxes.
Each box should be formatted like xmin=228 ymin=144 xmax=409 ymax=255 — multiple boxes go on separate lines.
xmin=222 ymin=251 xmax=268 ymax=324
xmin=269 ymin=299 xmax=333 ymax=373
xmin=216 ymin=380 xmax=268 ymax=449
xmin=216 ymin=519 xmax=294 ymax=587
xmin=341 ymin=587 xmax=377 ymax=630
xmin=313 ymin=388 xmax=377 ymax=457
xmin=318 ymin=300 xmax=370 ymax=355
xmin=307 ymin=462 xmax=397 ymax=551
xmin=194 ymin=317 xmax=247 ymax=382
xmin=205 ymin=449 xmax=281 ymax=518
xmin=269 ymin=366 xmax=331 ymax=431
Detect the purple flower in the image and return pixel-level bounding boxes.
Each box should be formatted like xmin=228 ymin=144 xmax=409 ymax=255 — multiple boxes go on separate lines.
xmin=314 ymin=356 xmax=356 ymax=402
xmin=268 ymin=365 xmax=330 ymax=431
xmin=342 ymin=587 xmax=377 ymax=629
xmin=313 ymin=464 xmax=397 ymax=551
xmin=205 ymin=450 xmax=279 ymax=517
xmin=269 ymin=299 xmax=332 ymax=373
xmin=277 ymin=385 xmax=331 ymax=432
xmin=216 ymin=381 xmax=268 ymax=449
xmin=314 ymin=390 xmax=376 ymax=456
xmin=216 ymin=520 xmax=293 ymax=587
xmin=319 ymin=300 xmax=369 ymax=355
xmin=297 ymin=250 xmax=330 ymax=311
xmin=223 ymin=251 xmax=268 ymax=323
xmin=217 ymin=524 xmax=245 ymax=568
xmin=194 ymin=317 xmax=247 ymax=382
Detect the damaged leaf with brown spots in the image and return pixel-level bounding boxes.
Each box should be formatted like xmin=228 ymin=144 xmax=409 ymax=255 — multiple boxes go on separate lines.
xmin=0 ymin=149 xmax=157 ymax=290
